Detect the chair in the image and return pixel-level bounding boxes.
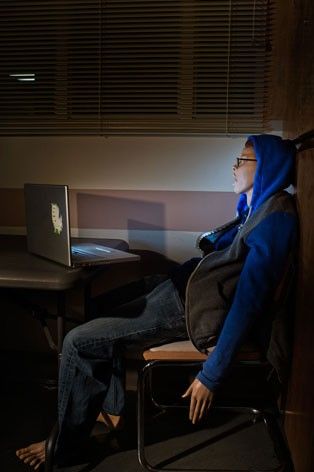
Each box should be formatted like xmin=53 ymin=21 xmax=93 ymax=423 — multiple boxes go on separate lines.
xmin=136 ymin=340 xmax=294 ymax=472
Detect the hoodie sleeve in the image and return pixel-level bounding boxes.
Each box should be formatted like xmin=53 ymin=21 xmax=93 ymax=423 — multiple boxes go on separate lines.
xmin=196 ymin=210 xmax=297 ymax=392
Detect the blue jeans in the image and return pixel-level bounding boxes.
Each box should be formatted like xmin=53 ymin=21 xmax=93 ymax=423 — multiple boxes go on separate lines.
xmin=56 ymin=276 xmax=187 ymax=456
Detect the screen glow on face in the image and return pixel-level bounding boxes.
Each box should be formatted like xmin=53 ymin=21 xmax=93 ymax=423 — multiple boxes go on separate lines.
xmin=232 ymin=147 xmax=257 ymax=195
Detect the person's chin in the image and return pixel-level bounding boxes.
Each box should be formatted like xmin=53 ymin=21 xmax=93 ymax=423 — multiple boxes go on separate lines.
xmin=233 ymin=184 xmax=240 ymax=194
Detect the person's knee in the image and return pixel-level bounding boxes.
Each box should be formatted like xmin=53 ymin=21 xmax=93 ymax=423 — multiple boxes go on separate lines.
xmin=62 ymin=319 xmax=103 ymax=354
xmin=62 ymin=325 xmax=82 ymax=353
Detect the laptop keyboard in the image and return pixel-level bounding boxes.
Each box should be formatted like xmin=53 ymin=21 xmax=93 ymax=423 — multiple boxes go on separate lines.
xmin=71 ymin=245 xmax=112 ymax=256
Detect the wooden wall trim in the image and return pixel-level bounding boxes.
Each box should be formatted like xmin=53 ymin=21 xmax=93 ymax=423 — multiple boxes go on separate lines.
xmin=271 ymin=0 xmax=314 ymax=136
xmin=284 ymin=147 xmax=314 ymax=471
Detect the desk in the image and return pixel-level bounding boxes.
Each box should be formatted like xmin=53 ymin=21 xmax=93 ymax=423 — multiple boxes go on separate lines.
xmin=0 ymin=235 xmax=133 ymax=357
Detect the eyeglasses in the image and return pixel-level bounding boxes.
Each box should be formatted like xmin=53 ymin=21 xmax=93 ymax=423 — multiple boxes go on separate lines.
xmin=234 ymin=157 xmax=257 ymax=169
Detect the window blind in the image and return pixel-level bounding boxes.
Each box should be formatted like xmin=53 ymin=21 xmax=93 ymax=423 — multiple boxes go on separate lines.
xmin=0 ymin=0 xmax=273 ymax=136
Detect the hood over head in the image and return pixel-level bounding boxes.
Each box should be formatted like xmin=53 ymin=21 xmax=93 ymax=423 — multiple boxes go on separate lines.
xmin=236 ymin=134 xmax=296 ymax=217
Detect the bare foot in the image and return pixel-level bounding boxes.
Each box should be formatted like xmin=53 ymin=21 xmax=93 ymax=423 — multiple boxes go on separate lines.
xmin=16 ymin=440 xmax=46 ymax=470
xmin=96 ymin=412 xmax=124 ymax=431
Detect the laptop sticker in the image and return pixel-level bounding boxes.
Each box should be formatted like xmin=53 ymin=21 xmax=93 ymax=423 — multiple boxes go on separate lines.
xmin=51 ymin=203 xmax=63 ymax=235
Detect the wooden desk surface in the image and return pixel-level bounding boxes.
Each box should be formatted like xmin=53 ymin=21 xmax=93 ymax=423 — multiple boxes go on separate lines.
xmin=0 ymin=235 xmax=129 ymax=290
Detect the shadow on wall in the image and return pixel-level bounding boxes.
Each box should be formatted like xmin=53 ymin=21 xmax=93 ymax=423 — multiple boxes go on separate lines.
xmin=75 ymin=192 xmax=166 ymax=253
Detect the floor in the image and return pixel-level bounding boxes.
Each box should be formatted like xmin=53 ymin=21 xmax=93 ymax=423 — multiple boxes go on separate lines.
xmin=0 ymin=350 xmax=289 ymax=472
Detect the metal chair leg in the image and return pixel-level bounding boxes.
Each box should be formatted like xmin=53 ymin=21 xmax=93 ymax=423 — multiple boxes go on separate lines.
xmin=137 ymin=360 xmax=294 ymax=472
xmin=45 ymin=421 xmax=59 ymax=472
xmin=138 ymin=362 xmax=158 ymax=471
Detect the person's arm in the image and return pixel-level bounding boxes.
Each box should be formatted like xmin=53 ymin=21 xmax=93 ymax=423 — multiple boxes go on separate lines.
xmin=184 ymin=211 xmax=297 ymax=422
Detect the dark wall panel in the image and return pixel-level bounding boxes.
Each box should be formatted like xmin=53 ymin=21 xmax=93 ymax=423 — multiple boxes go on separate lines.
xmin=284 ymin=147 xmax=314 ymax=471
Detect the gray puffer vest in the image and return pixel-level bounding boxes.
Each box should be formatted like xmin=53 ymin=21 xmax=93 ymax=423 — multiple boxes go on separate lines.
xmin=185 ymin=190 xmax=297 ymax=373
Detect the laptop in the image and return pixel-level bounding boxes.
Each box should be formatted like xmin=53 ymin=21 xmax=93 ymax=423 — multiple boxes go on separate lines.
xmin=24 ymin=183 xmax=140 ymax=268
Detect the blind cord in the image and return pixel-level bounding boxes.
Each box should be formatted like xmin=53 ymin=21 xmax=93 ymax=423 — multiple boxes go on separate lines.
xmin=252 ymin=0 xmax=256 ymax=44
xmin=225 ymin=0 xmax=232 ymax=135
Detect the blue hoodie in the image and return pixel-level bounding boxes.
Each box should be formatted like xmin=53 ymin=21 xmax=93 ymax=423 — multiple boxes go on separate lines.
xmin=237 ymin=134 xmax=296 ymax=218
xmin=195 ymin=134 xmax=298 ymax=391
xmin=214 ymin=134 xmax=296 ymax=251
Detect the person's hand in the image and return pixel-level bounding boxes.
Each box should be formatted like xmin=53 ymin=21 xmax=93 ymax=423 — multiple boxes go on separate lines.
xmin=182 ymin=378 xmax=214 ymax=424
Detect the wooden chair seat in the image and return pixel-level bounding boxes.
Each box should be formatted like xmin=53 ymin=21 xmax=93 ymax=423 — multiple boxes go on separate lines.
xmin=143 ymin=339 xmax=263 ymax=361
xmin=127 ymin=339 xmax=263 ymax=362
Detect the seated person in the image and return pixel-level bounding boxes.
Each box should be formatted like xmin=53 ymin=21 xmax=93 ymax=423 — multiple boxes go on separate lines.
xmin=16 ymin=133 xmax=298 ymax=469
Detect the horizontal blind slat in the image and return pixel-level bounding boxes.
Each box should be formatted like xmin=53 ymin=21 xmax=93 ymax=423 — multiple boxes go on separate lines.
xmin=0 ymin=0 xmax=272 ymax=135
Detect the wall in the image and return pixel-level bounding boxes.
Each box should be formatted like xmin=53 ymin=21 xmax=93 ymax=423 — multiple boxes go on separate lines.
xmin=0 ymin=135 xmax=244 ymax=353
xmin=0 ymin=136 xmax=244 ymax=262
